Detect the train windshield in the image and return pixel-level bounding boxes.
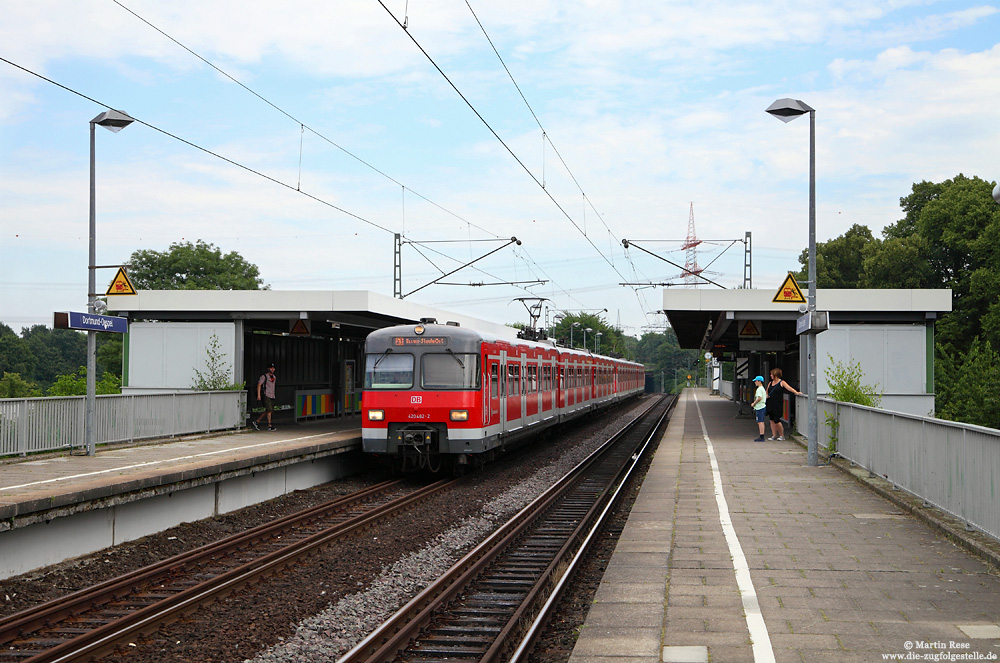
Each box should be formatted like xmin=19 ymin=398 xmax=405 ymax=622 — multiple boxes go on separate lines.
xmin=421 ymin=353 xmax=481 ymax=390
xmin=364 ymin=352 xmax=414 ymax=389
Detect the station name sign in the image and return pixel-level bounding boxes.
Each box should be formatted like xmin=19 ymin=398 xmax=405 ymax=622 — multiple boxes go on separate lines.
xmin=54 ymin=311 xmax=128 ymax=334
xmin=393 ymin=336 xmax=448 ymax=346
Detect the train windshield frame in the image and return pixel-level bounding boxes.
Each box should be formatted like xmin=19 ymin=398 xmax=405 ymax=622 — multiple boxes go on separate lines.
xmin=364 ymin=352 xmax=414 ymax=389
xmin=421 ymin=353 xmax=481 ymax=390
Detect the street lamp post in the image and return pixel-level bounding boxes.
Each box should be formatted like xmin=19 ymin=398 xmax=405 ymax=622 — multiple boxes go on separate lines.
xmin=766 ymin=97 xmax=818 ymax=467
xmin=595 ymin=332 xmax=602 ymax=354
xmin=570 ymin=322 xmax=581 ymax=348
xmin=583 ymin=328 xmax=592 ymax=352
xmin=87 ymin=109 xmax=134 ymax=456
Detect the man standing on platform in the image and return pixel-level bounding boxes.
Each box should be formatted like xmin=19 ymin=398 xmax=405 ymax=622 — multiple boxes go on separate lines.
xmin=253 ymin=364 xmax=277 ymax=431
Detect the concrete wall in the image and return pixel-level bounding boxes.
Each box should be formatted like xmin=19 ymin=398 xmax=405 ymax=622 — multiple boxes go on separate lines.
xmin=805 ymin=323 xmax=934 ymax=417
xmin=127 ymin=321 xmax=237 ymax=391
xmin=0 ymin=453 xmax=364 ymax=580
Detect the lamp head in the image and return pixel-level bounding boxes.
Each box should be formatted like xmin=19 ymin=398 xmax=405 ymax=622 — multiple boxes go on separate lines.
xmin=91 ymin=109 xmax=134 ymax=133
xmin=993 ymin=182 xmax=1000 ymax=205
xmin=766 ymin=98 xmax=814 ymax=123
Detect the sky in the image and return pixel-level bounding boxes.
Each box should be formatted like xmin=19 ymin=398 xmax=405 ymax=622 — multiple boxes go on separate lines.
xmin=2 ymin=0 xmax=999 ymax=339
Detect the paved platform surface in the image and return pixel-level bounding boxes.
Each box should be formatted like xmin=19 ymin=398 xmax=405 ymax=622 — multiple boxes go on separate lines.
xmin=0 ymin=417 xmax=362 ymax=522
xmin=571 ymin=389 xmax=1000 ymax=663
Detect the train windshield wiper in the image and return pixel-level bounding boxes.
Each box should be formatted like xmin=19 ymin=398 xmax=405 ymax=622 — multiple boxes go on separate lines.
xmin=446 ymin=349 xmax=465 ymax=368
xmin=373 ymin=347 xmax=394 ymax=368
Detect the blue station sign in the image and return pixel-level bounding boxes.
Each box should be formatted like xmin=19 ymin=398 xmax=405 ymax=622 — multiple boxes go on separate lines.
xmin=54 ymin=311 xmax=128 ymax=334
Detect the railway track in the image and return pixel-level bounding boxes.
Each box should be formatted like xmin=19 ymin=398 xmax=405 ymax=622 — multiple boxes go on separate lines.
xmin=0 ymin=477 xmax=456 ymax=663
xmin=339 ymin=394 xmax=676 ymax=663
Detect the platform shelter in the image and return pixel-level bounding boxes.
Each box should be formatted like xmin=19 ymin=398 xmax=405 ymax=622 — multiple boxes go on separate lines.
xmin=113 ymin=290 xmax=519 ymax=424
xmin=661 ymin=288 xmax=952 ymax=419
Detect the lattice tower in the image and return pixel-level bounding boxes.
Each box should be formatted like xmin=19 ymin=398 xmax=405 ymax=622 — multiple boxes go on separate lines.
xmin=681 ymin=202 xmax=703 ymax=286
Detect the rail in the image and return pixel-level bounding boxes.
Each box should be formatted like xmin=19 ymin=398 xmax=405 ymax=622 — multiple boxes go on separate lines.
xmin=339 ymin=394 xmax=674 ymax=663
xmin=0 ymin=391 xmax=247 ymax=457
xmin=804 ymin=395 xmax=1000 ymax=542
xmin=0 ymin=478 xmax=455 ymax=663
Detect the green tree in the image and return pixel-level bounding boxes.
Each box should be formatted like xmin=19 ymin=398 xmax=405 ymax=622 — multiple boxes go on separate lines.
xmin=19 ymin=325 xmax=87 ymax=388
xmin=96 ymin=336 xmax=123 ymax=378
xmin=795 ymin=223 xmax=873 ymax=288
xmin=0 ymin=323 xmax=37 ymax=379
xmin=892 ymin=175 xmax=1000 ymax=356
xmin=0 ymin=372 xmax=42 ymax=398
xmin=934 ymin=338 xmax=1000 ymax=429
xmin=860 ymin=235 xmax=937 ymax=289
xmin=127 ymin=240 xmax=266 ymax=290
xmin=46 ymin=367 xmax=122 ymax=396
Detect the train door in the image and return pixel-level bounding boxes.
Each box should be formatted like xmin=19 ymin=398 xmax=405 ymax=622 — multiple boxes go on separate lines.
xmin=510 ymin=355 xmax=524 ymax=429
xmin=498 ymin=350 xmax=507 ymax=431
xmin=487 ymin=353 xmax=501 ymax=429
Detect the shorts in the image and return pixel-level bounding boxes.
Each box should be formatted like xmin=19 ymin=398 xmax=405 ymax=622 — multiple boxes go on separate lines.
xmin=767 ymin=408 xmax=783 ymax=423
xmin=755 ymin=408 xmax=766 ymax=423
xmin=261 ymin=396 xmax=274 ymax=413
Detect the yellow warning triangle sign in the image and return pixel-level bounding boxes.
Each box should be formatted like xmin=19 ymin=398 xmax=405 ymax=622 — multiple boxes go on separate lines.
xmin=739 ymin=320 xmax=761 ymax=337
xmin=105 ymin=267 xmax=137 ymax=296
xmin=290 ymin=319 xmax=311 ymax=335
xmin=772 ymin=272 xmax=806 ymax=303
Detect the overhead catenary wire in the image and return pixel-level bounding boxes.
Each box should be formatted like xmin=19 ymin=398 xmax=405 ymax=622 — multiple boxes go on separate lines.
xmin=385 ymin=0 xmax=650 ymax=327
xmin=119 ymin=0 xmax=656 ymax=325
xmin=0 ymin=52 xmax=537 ymax=305
xmin=0 ymin=55 xmax=394 ymax=237
xmin=110 ymin=0 xmax=608 ymax=306
xmin=111 ymin=0 xmax=502 ymax=243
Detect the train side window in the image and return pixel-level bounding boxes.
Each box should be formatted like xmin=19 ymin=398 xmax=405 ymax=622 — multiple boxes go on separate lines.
xmin=490 ymin=363 xmax=498 ymax=398
xmin=421 ymin=353 xmax=481 ymax=390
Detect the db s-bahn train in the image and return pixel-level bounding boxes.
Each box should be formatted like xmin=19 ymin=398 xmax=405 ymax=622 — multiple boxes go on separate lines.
xmin=361 ymin=319 xmax=645 ymax=472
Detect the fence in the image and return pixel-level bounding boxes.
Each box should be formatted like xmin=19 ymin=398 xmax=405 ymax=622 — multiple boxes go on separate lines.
xmin=806 ymin=395 xmax=1000 ymax=542
xmin=0 ymin=391 xmax=247 ymax=457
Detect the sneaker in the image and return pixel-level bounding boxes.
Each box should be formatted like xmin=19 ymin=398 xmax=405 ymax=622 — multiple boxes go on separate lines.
xmin=777 ymin=436 xmax=785 ymax=441
xmin=753 ymin=436 xmax=765 ymax=442
xmin=767 ymin=436 xmax=776 ymax=441
xmin=251 ymin=420 xmax=259 ymax=431
xmin=268 ymin=426 xmax=277 ymax=431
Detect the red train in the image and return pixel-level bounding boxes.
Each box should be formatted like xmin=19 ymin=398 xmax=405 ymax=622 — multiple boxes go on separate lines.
xmin=361 ymin=319 xmax=645 ymax=472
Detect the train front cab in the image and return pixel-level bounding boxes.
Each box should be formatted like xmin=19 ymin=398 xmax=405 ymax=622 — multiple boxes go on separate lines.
xmin=362 ymin=323 xmax=489 ymax=471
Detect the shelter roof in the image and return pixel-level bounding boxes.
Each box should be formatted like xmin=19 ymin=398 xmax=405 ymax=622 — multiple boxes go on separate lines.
xmin=112 ymin=290 xmax=520 ymax=340
xmin=661 ymin=288 xmax=952 ymax=354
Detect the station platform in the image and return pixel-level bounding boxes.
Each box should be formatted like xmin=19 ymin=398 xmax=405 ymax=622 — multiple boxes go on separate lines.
xmin=0 ymin=417 xmax=363 ymax=578
xmin=571 ymin=389 xmax=1000 ymax=663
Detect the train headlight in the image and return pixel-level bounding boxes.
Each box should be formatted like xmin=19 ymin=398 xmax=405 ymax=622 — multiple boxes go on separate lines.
xmin=449 ymin=410 xmax=469 ymax=422
xmin=368 ymin=409 xmax=385 ymax=421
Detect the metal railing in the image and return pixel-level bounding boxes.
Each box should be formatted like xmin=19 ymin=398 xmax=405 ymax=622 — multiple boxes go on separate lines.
xmin=807 ymin=396 xmax=1000 ymax=542
xmin=0 ymin=391 xmax=247 ymax=458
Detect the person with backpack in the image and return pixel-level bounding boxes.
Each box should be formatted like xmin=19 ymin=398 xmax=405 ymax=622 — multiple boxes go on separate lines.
xmin=252 ymin=364 xmax=277 ymax=431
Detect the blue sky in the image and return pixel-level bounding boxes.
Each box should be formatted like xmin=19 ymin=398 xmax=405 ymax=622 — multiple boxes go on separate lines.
xmin=2 ymin=0 xmax=999 ymax=337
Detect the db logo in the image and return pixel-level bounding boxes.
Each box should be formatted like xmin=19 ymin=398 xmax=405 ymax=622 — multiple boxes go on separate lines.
xmin=410 ymin=395 xmax=423 ymax=404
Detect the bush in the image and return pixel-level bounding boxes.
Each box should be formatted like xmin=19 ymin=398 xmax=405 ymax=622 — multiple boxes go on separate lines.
xmin=47 ymin=367 xmax=121 ymax=396
xmin=192 ymin=334 xmax=245 ymax=391
xmin=823 ymin=357 xmax=882 ymax=455
xmin=0 ymin=372 xmax=42 ymax=398
xmin=825 ymin=356 xmax=882 ymax=407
